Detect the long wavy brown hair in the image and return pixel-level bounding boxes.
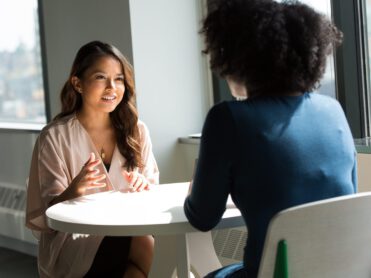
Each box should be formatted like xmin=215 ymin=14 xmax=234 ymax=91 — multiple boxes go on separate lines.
xmin=54 ymin=41 xmax=143 ymax=170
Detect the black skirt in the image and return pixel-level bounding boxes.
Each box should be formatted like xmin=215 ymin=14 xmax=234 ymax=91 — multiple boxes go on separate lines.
xmin=84 ymin=236 xmax=132 ymax=277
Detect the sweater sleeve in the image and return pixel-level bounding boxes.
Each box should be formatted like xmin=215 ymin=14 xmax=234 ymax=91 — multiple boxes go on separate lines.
xmin=184 ymin=102 xmax=236 ymax=231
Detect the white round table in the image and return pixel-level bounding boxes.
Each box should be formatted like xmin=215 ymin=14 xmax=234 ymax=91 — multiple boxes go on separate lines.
xmin=46 ymin=182 xmax=244 ymax=278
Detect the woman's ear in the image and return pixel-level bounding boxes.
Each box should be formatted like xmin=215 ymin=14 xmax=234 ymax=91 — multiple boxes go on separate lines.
xmin=71 ymin=76 xmax=82 ymax=93
xmin=226 ymin=76 xmax=248 ymax=100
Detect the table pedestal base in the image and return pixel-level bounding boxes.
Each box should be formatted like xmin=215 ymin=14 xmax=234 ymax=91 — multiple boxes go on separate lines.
xmin=149 ymin=231 xmax=223 ymax=278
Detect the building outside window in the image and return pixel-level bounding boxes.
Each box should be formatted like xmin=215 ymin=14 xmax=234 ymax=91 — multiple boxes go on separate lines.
xmin=298 ymin=0 xmax=335 ymax=98
xmin=0 ymin=0 xmax=47 ymax=127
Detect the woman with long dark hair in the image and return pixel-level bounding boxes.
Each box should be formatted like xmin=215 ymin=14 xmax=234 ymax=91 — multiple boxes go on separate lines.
xmin=26 ymin=41 xmax=159 ymax=277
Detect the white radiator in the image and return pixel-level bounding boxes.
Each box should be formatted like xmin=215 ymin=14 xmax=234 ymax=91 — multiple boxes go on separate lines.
xmin=212 ymin=226 xmax=247 ymax=266
xmin=0 ymin=182 xmax=38 ymax=255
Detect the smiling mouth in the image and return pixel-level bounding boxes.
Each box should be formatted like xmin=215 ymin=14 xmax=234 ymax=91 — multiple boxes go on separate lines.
xmin=101 ymin=95 xmax=117 ymax=101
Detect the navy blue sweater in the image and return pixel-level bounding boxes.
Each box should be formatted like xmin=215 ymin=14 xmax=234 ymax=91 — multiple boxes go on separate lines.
xmin=184 ymin=93 xmax=357 ymax=277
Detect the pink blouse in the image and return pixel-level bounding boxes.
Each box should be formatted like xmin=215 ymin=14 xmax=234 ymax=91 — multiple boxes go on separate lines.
xmin=26 ymin=114 xmax=159 ymax=278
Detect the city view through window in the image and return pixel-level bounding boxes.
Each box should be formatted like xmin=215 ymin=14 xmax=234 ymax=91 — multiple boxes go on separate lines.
xmin=278 ymin=0 xmax=336 ymax=98
xmin=0 ymin=0 xmax=46 ymax=125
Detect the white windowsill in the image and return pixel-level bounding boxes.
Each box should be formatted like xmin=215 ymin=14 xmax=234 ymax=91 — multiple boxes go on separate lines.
xmin=0 ymin=122 xmax=46 ymax=132
xmin=178 ymin=133 xmax=201 ymax=145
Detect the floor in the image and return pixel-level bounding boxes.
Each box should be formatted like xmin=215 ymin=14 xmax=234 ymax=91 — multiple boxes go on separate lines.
xmin=0 ymin=247 xmax=38 ymax=278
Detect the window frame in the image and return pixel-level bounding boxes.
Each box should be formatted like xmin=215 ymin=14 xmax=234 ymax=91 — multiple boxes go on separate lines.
xmin=333 ymin=0 xmax=370 ymax=138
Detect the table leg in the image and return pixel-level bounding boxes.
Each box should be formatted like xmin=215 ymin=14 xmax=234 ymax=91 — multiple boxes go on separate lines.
xmin=175 ymin=234 xmax=191 ymax=278
xmin=149 ymin=232 xmax=221 ymax=278
xmin=149 ymin=234 xmax=192 ymax=278
xmin=149 ymin=235 xmax=177 ymax=278
xmin=188 ymin=231 xmax=223 ymax=277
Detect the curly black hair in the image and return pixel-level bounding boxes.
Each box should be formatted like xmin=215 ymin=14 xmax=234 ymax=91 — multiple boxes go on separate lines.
xmin=202 ymin=0 xmax=343 ymax=96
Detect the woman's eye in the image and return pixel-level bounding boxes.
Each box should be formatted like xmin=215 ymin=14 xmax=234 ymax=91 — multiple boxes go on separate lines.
xmin=116 ymin=77 xmax=124 ymax=82
xmin=95 ymin=75 xmax=106 ymax=80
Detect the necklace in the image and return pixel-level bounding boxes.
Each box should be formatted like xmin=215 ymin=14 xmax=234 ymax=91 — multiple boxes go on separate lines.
xmin=100 ymin=147 xmax=106 ymax=160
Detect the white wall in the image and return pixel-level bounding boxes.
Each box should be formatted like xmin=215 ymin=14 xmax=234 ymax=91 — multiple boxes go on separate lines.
xmin=42 ymin=0 xmax=210 ymax=183
xmin=41 ymin=0 xmax=134 ymax=117
xmin=129 ymin=0 xmax=209 ymax=182
xmin=0 ymin=132 xmax=37 ymax=187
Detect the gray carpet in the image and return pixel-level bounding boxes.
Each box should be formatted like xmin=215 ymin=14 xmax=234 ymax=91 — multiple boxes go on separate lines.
xmin=0 ymin=247 xmax=38 ymax=278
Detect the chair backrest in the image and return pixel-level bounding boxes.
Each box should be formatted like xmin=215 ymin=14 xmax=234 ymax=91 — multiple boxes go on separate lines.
xmin=257 ymin=192 xmax=371 ymax=278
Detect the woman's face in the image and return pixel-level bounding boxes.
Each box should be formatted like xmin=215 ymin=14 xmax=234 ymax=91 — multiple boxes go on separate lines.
xmin=72 ymin=56 xmax=125 ymax=115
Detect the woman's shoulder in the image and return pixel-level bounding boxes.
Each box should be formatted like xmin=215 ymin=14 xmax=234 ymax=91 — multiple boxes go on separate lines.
xmin=308 ymin=92 xmax=339 ymax=103
xmin=38 ymin=114 xmax=77 ymax=143
xmin=137 ymin=119 xmax=149 ymax=133
xmin=137 ymin=119 xmax=152 ymax=141
xmin=208 ymin=101 xmax=234 ymax=117
xmin=306 ymin=93 xmax=345 ymax=114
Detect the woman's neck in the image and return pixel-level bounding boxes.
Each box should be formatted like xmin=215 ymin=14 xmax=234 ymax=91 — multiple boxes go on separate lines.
xmin=76 ymin=110 xmax=112 ymax=131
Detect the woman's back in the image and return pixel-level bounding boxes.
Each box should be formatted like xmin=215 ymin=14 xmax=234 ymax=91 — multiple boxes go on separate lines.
xmin=185 ymin=93 xmax=356 ymax=276
xmin=229 ymin=93 xmax=356 ymax=271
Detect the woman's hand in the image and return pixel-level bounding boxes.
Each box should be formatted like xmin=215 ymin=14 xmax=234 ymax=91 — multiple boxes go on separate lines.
xmin=71 ymin=152 xmax=106 ymax=196
xmin=50 ymin=153 xmax=106 ymax=206
xmin=122 ymin=170 xmax=150 ymax=192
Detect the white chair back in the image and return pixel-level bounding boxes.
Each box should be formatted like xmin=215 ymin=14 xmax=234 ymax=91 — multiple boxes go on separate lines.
xmin=258 ymin=192 xmax=371 ymax=278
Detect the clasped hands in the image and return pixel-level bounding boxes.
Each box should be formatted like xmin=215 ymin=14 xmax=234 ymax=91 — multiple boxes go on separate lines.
xmin=71 ymin=153 xmax=150 ymax=197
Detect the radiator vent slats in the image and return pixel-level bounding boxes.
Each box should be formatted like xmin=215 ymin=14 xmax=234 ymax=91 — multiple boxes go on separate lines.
xmin=0 ymin=186 xmax=26 ymax=211
xmin=212 ymin=227 xmax=248 ymax=261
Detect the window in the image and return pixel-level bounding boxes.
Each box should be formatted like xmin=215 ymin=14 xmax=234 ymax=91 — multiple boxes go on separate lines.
xmin=333 ymin=0 xmax=370 ymax=138
xmin=0 ymin=0 xmax=47 ymax=128
xmin=298 ymin=0 xmax=336 ymax=98
xmin=363 ymin=0 xmax=371 ymax=136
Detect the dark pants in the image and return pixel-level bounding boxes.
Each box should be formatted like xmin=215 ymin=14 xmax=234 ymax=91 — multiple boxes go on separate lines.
xmin=84 ymin=236 xmax=132 ymax=278
xmin=204 ymin=262 xmax=250 ymax=278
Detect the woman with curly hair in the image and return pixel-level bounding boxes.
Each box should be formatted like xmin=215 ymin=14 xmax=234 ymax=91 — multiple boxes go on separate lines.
xmin=184 ymin=0 xmax=357 ymax=277
xmin=26 ymin=41 xmax=159 ymax=277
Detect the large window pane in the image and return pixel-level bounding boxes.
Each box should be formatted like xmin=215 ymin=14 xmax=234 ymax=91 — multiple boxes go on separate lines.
xmin=0 ymin=0 xmax=47 ymax=125
xmin=281 ymin=0 xmax=336 ymax=98
xmin=365 ymin=0 xmax=371 ymax=111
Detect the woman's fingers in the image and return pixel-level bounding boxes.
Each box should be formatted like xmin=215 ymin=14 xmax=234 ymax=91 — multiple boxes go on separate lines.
xmin=89 ymin=152 xmax=95 ymax=163
xmin=85 ymin=158 xmax=101 ymax=171
xmin=136 ymin=180 xmax=149 ymax=192
xmin=122 ymin=170 xmax=151 ymax=192
xmin=123 ymin=170 xmax=131 ymax=181
xmin=85 ymin=172 xmax=106 ymax=182
xmin=84 ymin=173 xmax=107 ymax=189
xmin=130 ymin=173 xmax=148 ymax=192
xmin=133 ymin=174 xmax=149 ymax=192
xmin=81 ymin=153 xmax=101 ymax=172
xmin=84 ymin=152 xmax=95 ymax=168
xmin=80 ymin=153 xmax=107 ymax=190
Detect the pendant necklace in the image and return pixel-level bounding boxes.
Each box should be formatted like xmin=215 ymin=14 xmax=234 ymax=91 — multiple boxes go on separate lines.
xmin=100 ymin=147 xmax=106 ymax=160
